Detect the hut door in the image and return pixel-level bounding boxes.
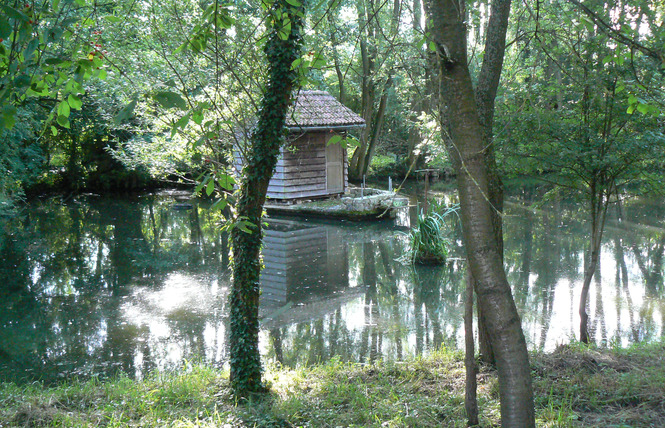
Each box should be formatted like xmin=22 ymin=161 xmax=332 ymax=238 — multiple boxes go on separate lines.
xmin=326 ymin=138 xmax=344 ymax=193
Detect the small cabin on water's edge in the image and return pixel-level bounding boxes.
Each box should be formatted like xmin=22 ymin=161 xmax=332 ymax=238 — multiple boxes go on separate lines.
xmin=235 ymin=90 xmax=365 ymax=201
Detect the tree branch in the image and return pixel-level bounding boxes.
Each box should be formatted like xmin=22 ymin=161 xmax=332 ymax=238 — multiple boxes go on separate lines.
xmin=566 ymin=0 xmax=664 ymax=64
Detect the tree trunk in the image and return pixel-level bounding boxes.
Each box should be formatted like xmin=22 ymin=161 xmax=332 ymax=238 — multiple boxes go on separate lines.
xmin=349 ymin=0 xmax=377 ymax=180
xmin=426 ymin=0 xmax=535 ymax=425
xmin=327 ymin=8 xmax=346 ymax=104
xmin=360 ymin=76 xmax=392 ymax=175
xmin=228 ymin=0 xmax=304 ymax=396
xmin=579 ymin=182 xmax=609 ymax=344
xmin=465 ymin=271 xmax=479 ymax=426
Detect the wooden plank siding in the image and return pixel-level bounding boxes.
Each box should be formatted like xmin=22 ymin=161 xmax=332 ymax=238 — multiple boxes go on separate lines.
xmin=266 ymin=131 xmax=346 ymax=200
xmin=235 ymin=131 xmax=349 ymax=201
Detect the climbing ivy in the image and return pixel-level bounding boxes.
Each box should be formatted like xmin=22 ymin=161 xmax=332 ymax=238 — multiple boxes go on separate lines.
xmin=228 ymin=0 xmax=305 ymax=396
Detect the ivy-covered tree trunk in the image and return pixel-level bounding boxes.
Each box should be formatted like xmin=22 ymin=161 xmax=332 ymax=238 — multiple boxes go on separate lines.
xmin=228 ymin=0 xmax=305 ymax=396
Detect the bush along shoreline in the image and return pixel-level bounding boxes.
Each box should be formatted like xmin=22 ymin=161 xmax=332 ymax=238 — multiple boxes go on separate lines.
xmin=1 ymin=341 xmax=663 ymax=427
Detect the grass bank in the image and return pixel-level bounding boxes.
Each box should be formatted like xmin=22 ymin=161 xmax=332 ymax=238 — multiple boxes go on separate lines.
xmin=1 ymin=342 xmax=664 ymax=427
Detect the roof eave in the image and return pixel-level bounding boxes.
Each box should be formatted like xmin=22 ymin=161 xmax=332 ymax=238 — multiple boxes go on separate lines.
xmin=286 ymin=123 xmax=366 ymax=132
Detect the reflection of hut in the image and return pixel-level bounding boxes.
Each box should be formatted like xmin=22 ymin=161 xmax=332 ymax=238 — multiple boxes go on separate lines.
xmin=259 ymin=219 xmax=352 ymax=323
xmin=238 ymin=91 xmax=365 ymax=200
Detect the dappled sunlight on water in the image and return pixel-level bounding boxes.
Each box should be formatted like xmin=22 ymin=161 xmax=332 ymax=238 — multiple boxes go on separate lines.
xmin=0 ymin=186 xmax=663 ymax=383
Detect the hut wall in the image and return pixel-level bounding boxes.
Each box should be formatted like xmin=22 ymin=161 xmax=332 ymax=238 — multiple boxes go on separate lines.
xmin=267 ymin=131 xmax=345 ymax=200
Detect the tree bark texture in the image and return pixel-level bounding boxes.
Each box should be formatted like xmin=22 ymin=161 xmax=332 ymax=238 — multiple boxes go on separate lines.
xmin=426 ymin=0 xmax=535 ymax=426
xmin=465 ymin=271 xmax=479 ymax=426
xmin=228 ymin=0 xmax=304 ymax=396
xmin=474 ymin=0 xmax=510 ymax=367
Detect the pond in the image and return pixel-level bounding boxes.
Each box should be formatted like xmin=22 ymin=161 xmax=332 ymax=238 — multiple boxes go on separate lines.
xmin=1 ymin=184 xmax=663 ymax=384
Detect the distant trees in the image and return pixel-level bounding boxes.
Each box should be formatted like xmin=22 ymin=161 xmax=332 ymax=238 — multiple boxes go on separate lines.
xmin=496 ymin=0 xmax=665 ymax=344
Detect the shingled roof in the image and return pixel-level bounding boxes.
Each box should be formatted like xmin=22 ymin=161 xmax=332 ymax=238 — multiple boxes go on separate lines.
xmin=285 ymin=90 xmax=365 ymax=130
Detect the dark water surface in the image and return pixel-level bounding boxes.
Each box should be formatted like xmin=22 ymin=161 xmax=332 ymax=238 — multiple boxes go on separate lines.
xmin=1 ymin=186 xmax=663 ymax=383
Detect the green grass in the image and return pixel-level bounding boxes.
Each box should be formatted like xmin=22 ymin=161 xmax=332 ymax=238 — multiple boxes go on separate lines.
xmin=1 ymin=342 xmax=664 ymax=427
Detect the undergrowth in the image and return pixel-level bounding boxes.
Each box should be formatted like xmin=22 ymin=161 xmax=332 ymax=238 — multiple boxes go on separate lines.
xmin=1 ymin=341 xmax=664 ymax=427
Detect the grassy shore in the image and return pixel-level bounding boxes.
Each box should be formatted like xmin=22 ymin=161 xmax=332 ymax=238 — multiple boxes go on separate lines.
xmin=1 ymin=342 xmax=664 ymax=427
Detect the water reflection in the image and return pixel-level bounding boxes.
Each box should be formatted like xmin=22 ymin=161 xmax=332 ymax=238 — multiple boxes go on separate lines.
xmin=0 ymin=187 xmax=664 ymax=384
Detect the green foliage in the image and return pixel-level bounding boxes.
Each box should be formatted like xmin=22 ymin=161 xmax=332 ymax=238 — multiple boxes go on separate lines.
xmin=0 ymin=0 xmax=106 ymax=130
xmin=0 ymin=103 xmax=45 ymax=212
xmin=405 ymin=202 xmax=458 ymax=265
xmin=367 ymin=153 xmax=399 ymax=177
xmin=497 ymin=0 xmax=665 ymax=184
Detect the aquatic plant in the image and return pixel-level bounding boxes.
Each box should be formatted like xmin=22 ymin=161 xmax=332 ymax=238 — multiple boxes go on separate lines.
xmin=407 ymin=202 xmax=458 ymax=265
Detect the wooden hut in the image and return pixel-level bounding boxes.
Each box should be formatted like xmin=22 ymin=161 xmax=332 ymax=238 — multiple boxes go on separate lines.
xmin=237 ymin=90 xmax=365 ymax=200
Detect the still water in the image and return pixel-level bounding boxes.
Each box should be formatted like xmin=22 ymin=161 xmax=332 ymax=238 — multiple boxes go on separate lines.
xmin=1 ymin=185 xmax=664 ymax=383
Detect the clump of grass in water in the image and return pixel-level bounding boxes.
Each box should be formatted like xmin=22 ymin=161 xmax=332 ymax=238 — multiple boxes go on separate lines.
xmin=406 ymin=201 xmax=458 ymax=265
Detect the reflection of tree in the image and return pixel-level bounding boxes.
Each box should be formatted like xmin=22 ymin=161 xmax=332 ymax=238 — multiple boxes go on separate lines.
xmin=110 ymin=199 xmax=151 ymax=289
xmin=359 ymin=242 xmax=379 ymax=363
xmin=378 ymin=241 xmax=402 ymax=360
xmin=629 ymin=234 xmax=665 ymax=298
xmin=592 ymin=258 xmax=606 ymax=344
xmin=411 ymin=265 xmax=448 ymax=355
xmin=504 ymin=186 xmax=564 ymax=351
xmin=5 ymin=191 xmax=665 ymax=382
xmin=0 ymin=195 xmax=230 ymax=383
xmin=613 ymin=236 xmax=639 ymax=342
xmin=270 ymin=328 xmax=283 ymax=365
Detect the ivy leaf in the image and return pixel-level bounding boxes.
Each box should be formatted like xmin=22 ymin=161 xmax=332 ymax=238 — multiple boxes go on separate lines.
xmin=171 ymin=113 xmax=190 ymax=137
xmin=154 ymin=91 xmax=187 ymax=110
xmin=344 ymin=136 xmax=360 ymax=148
xmin=236 ymin=218 xmax=254 ymax=234
xmin=192 ymin=109 xmax=204 ymax=125
xmin=0 ymin=5 xmax=28 ymax=22
xmin=24 ymin=39 xmax=39 ymax=61
xmin=211 ymin=198 xmax=228 ymax=211
xmin=14 ymin=74 xmax=31 ymax=88
xmin=194 ymin=175 xmax=209 ymax=195
xmin=216 ymin=173 xmax=236 ymax=191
